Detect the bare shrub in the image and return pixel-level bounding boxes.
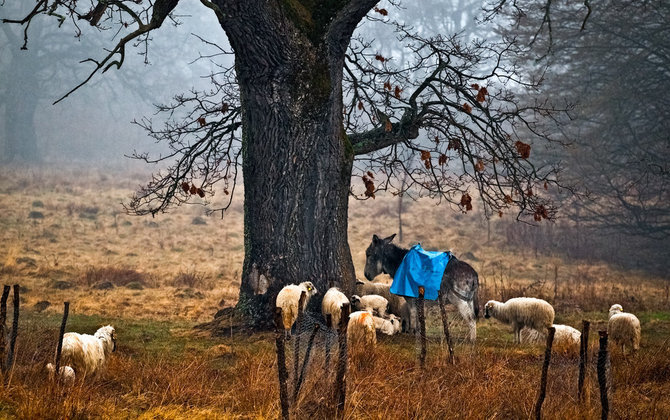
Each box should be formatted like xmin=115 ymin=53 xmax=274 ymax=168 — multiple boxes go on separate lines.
xmin=171 ymin=270 xmax=211 ymax=289
xmin=81 ymin=266 xmax=148 ymax=288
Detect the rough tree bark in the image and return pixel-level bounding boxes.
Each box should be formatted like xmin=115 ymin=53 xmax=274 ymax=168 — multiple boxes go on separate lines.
xmin=216 ymin=1 xmax=374 ymax=325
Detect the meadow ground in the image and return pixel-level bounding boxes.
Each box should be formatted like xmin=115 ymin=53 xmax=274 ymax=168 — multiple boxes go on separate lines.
xmin=0 ymin=165 xmax=668 ymax=419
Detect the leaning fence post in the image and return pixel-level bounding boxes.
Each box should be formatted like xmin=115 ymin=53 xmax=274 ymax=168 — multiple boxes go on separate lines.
xmin=417 ymin=287 xmax=427 ymax=369
xmin=54 ymin=302 xmax=70 ymax=381
xmin=0 ymin=285 xmax=11 ymax=373
xmin=293 ymin=291 xmax=306 ymax=395
xmin=597 ymin=331 xmax=609 ymax=420
xmin=5 ymin=284 xmax=20 ymax=377
xmin=335 ymin=302 xmax=350 ymax=418
xmin=437 ymin=291 xmax=455 ymax=365
xmin=274 ymin=307 xmax=290 ymax=420
xmin=293 ymin=323 xmax=320 ymax=403
xmin=578 ymin=320 xmax=590 ymax=402
xmin=534 ymin=326 xmax=555 ymax=420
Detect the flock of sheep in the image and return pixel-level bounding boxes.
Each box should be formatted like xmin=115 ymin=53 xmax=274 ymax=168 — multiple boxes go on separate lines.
xmin=276 ymin=281 xmax=642 ymax=360
xmin=484 ymin=298 xmax=641 ymax=354
xmin=47 ymin=281 xmax=641 ymax=384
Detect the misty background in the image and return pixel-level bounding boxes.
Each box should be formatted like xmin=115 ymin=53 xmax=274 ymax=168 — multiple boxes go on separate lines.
xmin=1 ymin=0 xmax=668 ymax=276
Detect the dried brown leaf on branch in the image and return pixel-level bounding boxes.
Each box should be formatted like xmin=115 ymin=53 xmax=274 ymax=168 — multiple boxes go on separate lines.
xmin=462 ymin=103 xmax=472 ymax=114
xmin=475 ymin=160 xmax=485 ymax=172
xmin=420 ymin=150 xmax=432 ymax=169
xmin=476 ymin=87 xmax=488 ymax=103
xmin=438 ymin=154 xmax=447 ymax=166
xmin=181 ymin=182 xmax=190 ymax=193
xmin=362 ymin=175 xmax=375 ymax=199
xmin=533 ymin=205 xmax=549 ymax=221
xmin=197 ymin=117 xmax=206 ymax=127
xmin=374 ymin=7 xmax=388 ymax=16
xmin=515 ymin=141 xmax=531 ymax=159
xmin=383 ymin=81 xmax=392 ymax=91
xmin=189 ymin=185 xmax=197 ymax=195
xmin=358 ymin=101 xmax=364 ymax=110
xmin=375 ymin=54 xmax=386 ymax=63
xmin=471 ymin=83 xmax=480 ymax=90
xmin=367 ymin=171 xmax=374 ymax=179
xmin=196 ymin=188 xmax=205 ymax=198
xmin=394 ymin=85 xmax=403 ymax=99
xmin=384 ymin=119 xmax=392 ymax=132
xmin=447 ymin=138 xmax=462 ymax=153
xmin=221 ymin=103 xmax=230 ymax=113
xmin=460 ymin=193 xmax=473 ymax=211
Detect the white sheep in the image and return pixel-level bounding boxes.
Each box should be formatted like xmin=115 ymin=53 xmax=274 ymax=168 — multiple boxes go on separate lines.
xmin=276 ymin=281 xmax=318 ymax=337
xmin=350 ymin=294 xmax=389 ymax=318
xmin=60 ymin=325 xmax=117 ymax=379
xmin=608 ymin=304 xmax=641 ymax=354
xmin=484 ymin=297 xmax=555 ymax=344
xmin=321 ymin=287 xmax=350 ymax=329
xmin=45 ymin=363 xmax=76 ymax=385
xmin=521 ymin=324 xmax=581 ymax=355
xmin=372 ymin=314 xmax=402 ymax=336
xmin=355 ymin=279 xmax=416 ymax=332
xmin=347 ymin=310 xmax=377 ymax=368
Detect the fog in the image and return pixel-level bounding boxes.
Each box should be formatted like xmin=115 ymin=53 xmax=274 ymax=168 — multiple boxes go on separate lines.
xmin=0 ymin=1 xmax=227 ymax=163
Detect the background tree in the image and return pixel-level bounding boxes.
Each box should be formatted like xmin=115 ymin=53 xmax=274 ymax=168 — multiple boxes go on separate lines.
xmin=3 ymin=0 xmax=568 ymax=326
xmin=495 ymin=0 xmax=670 ymax=273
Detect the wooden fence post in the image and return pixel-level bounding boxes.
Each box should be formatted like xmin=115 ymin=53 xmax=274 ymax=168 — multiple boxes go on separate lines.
xmin=597 ymin=331 xmax=609 ymax=420
xmin=0 ymin=285 xmax=11 ymax=373
xmin=418 ymin=287 xmax=426 ymax=369
xmin=437 ymin=291 xmax=455 ymax=365
xmin=293 ymin=291 xmax=306 ymax=396
xmin=54 ymin=302 xmax=70 ymax=381
xmin=6 ymin=284 xmax=20 ymax=377
xmin=534 ymin=326 xmax=555 ymax=420
xmin=578 ymin=320 xmax=590 ymax=402
xmin=335 ymin=302 xmax=350 ymax=418
xmin=274 ymin=307 xmax=290 ymax=420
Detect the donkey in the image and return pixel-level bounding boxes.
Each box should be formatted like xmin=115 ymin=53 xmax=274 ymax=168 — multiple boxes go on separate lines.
xmin=363 ymin=233 xmax=480 ymax=342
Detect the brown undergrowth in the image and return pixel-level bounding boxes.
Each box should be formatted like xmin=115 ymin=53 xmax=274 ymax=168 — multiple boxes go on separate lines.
xmin=0 ymin=166 xmax=668 ymax=418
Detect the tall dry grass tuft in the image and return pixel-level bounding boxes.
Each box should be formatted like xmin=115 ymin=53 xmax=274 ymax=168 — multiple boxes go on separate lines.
xmin=80 ymin=266 xmax=149 ymax=288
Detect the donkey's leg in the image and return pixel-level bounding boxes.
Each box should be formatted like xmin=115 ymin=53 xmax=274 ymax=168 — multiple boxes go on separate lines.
xmin=404 ymin=297 xmax=418 ymax=334
xmin=451 ymin=296 xmax=477 ymax=343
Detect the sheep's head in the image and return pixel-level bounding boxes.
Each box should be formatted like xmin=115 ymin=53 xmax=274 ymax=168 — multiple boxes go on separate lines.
xmin=484 ymin=301 xmax=496 ymax=319
xmin=300 ymin=281 xmax=317 ymax=297
xmin=388 ymin=314 xmax=402 ymax=333
xmin=609 ymin=304 xmax=623 ymax=318
xmin=95 ymin=325 xmax=117 ymax=353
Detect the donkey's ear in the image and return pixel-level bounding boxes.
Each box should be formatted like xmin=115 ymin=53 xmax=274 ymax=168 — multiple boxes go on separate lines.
xmin=372 ymin=234 xmax=381 ymax=243
xmin=384 ymin=233 xmax=396 ymax=243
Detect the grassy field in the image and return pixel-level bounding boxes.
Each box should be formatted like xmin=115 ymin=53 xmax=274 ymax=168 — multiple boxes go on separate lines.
xmin=0 ymin=165 xmax=668 ymax=419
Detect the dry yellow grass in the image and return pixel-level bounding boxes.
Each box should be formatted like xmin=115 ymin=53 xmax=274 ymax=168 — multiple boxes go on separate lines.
xmin=0 ymin=165 xmax=668 ymax=419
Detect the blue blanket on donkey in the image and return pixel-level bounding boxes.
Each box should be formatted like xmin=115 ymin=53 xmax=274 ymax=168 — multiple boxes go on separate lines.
xmin=390 ymin=244 xmax=451 ymax=300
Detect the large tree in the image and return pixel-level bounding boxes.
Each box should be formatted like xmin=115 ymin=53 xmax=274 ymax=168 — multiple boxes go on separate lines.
xmin=3 ymin=0 xmax=566 ymax=325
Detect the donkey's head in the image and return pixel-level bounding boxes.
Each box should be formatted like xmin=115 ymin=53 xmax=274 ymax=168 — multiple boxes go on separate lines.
xmin=364 ymin=233 xmax=396 ymax=281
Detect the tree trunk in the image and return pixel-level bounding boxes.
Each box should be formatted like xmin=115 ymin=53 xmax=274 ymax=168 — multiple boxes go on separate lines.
xmin=219 ymin=1 xmax=364 ymax=326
